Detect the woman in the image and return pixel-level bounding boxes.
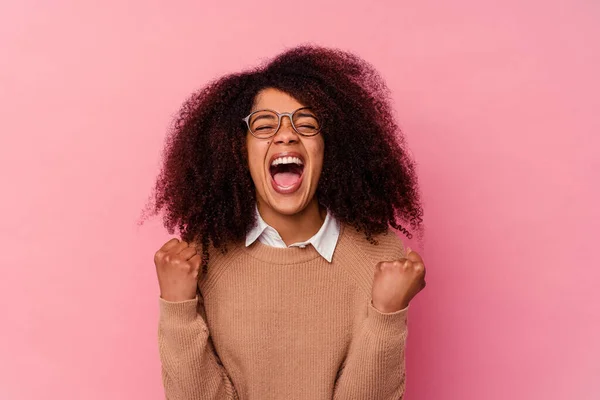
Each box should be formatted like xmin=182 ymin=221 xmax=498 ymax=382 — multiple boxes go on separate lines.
xmin=143 ymin=44 xmax=426 ymax=399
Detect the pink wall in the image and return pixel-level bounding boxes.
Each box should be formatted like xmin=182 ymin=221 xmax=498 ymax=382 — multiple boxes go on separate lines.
xmin=1 ymin=1 xmax=598 ymax=399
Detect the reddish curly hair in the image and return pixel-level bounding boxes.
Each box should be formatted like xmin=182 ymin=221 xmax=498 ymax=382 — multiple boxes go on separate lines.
xmin=139 ymin=44 xmax=424 ymax=272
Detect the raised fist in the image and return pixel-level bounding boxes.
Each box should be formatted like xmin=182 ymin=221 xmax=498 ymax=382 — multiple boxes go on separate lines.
xmin=154 ymin=238 xmax=201 ymax=302
xmin=371 ymin=248 xmax=427 ymax=313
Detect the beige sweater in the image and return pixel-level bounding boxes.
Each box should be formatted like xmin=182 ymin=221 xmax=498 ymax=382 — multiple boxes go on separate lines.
xmin=158 ymin=222 xmax=409 ymax=400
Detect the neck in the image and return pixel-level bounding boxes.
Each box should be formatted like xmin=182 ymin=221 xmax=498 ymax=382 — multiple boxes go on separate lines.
xmin=257 ymin=198 xmax=326 ymax=246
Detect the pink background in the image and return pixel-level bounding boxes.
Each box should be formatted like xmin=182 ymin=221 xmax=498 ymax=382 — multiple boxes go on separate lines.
xmin=1 ymin=0 xmax=598 ymax=399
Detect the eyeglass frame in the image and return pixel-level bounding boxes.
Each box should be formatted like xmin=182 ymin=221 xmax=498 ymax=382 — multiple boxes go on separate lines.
xmin=242 ymin=106 xmax=322 ymax=139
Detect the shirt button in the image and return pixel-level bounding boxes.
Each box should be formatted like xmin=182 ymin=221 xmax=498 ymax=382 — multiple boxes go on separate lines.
xmin=299 ymin=244 xmax=306 ymax=249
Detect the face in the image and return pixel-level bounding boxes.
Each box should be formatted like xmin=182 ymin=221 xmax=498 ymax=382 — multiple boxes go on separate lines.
xmin=245 ymin=87 xmax=325 ymax=216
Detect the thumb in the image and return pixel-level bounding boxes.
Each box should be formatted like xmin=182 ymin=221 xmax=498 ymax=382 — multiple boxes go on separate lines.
xmin=406 ymin=246 xmax=412 ymax=255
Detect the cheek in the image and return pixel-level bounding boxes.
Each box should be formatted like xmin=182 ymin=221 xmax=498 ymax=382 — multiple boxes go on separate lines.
xmin=246 ymin=139 xmax=271 ymax=172
xmin=311 ymin=140 xmax=325 ymax=170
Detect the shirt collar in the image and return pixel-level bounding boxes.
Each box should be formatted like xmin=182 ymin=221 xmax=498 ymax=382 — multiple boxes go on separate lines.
xmin=245 ymin=204 xmax=341 ymax=263
xmin=245 ymin=204 xmax=271 ymax=247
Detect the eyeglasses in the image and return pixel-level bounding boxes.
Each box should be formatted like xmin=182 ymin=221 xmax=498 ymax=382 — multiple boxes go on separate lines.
xmin=242 ymin=107 xmax=322 ymax=139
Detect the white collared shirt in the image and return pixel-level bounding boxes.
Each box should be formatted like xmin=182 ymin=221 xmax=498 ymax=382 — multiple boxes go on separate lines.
xmin=245 ymin=204 xmax=341 ymax=262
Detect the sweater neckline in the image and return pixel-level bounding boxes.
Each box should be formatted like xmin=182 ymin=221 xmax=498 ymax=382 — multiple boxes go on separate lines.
xmin=241 ymin=222 xmax=347 ymax=264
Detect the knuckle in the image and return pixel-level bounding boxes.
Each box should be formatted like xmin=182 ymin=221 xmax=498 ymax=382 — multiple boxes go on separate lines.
xmin=413 ymin=262 xmax=424 ymax=272
xmin=177 ymin=260 xmax=190 ymax=271
xmin=376 ymin=263 xmax=390 ymax=272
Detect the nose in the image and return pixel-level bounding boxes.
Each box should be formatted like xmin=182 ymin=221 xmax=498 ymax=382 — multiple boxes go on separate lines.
xmin=273 ymin=115 xmax=299 ymax=144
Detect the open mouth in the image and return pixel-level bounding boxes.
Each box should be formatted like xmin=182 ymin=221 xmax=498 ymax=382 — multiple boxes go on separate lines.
xmin=268 ymin=155 xmax=305 ymax=194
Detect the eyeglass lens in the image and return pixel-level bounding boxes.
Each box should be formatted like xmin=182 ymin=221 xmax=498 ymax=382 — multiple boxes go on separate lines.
xmin=248 ymin=109 xmax=320 ymax=137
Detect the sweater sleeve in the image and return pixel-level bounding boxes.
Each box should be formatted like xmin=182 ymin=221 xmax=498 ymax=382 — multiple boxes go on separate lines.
xmin=332 ymin=300 xmax=409 ymax=400
xmin=158 ymin=295 xmax=238 ymax=400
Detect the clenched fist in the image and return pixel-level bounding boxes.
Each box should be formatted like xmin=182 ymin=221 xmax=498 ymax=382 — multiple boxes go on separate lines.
xmin=371 ymin=248 xmax=427 ymax=313
xmin=154 ymin=238 xmax=201 ymax=302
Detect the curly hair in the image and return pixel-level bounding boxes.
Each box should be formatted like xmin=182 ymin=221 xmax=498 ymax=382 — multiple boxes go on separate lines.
xmin=139 ymin=44 xmax=424 ymax=272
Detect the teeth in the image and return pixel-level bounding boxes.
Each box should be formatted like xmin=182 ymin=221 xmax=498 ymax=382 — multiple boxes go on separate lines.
xmin=271 ymin=156 xmax=304 ymax=167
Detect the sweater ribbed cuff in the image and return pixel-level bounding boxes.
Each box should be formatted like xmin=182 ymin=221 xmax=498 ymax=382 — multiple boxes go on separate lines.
xmin=159 ymin=296 xmax=199 ymax=325
xmin=365 ymin=300 xmax=409 ymax=337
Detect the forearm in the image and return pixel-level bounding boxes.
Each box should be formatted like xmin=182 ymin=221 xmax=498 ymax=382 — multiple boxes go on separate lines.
xmin=333 ymin=301 xmax=409 ymax=400
xmin=158 ymin=297 xmax=238 ymax=400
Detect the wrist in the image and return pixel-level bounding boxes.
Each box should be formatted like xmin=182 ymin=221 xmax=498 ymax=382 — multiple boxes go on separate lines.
xmin=371 ymin=299 xmax=409 ymax=313
xmin=366 ymin=300 xmax=409 ymax=337
xmin=159 ymin=296 xmax=199 ymax=326
xmin=160 ymin=291 xmax=196 ymax=302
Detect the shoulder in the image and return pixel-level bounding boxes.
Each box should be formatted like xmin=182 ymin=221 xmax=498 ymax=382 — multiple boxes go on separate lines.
xmin=341 ymin=223 xmax=407 ymax=263
xmin=334 ymin=223 xmax=408 ymax=298
xmin=196 ymin=239 xmax=245 ymax=292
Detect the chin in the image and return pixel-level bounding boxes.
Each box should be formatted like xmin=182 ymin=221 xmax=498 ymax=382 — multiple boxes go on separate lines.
xmin=267 ymin=201 xmax=307 ymax=216
xmin=260 ymin=179 xmax=315 ymax=216
xmin=264 ymin=190 xmax=312 ymax=216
